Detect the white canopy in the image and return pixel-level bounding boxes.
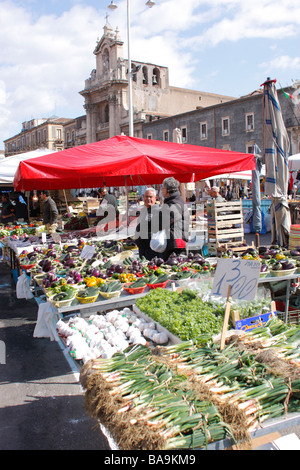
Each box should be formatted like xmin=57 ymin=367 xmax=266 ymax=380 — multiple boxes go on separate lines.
xmin=0 ymin=149 xmax=54 ymax=186
xmin=204 ymin=167 xmax=265 ymax=181
xmin=288 ymin=153 xmax=300 ymax=172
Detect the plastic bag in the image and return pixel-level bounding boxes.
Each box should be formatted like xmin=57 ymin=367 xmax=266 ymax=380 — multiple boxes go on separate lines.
xmin=16 ymin=272 xmax=34 ymax=299
xmin=150 ymin=229 xmax=167 ymax=253
xmin=33 ymin=301 xmax=57 ymax=341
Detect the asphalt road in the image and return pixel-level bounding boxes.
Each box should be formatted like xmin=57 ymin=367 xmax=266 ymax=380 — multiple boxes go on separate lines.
xmin=0 ymin=260 xmax=110 ymax=450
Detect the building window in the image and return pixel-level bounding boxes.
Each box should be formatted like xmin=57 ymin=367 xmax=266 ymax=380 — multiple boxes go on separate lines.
xmin=247 ymin=142 xmax=255 ymax=153
xmin=200 ymin=121 xmax=207 ymax=140
xmin=222 ymin=117 xmax=230 ymax=136
xmin=103 ymin=49 xmax=109 ymax=72
xmin=147 ymin=134 xmax=152 ymax=139
xmin=181 ymin=127 xmax=187 ymax=142
xmin=246 ymin=113 xmax=254 ymax=131
xmin=163 ymin=130 xmax=169 ymax=142
xmin=104 ymin=104 xmax=109 ymax=123
xmin=56 ymin=128 xmax=62 ymax=140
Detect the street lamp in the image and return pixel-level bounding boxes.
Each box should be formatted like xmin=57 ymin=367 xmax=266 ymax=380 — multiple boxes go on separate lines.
xmin=108 ymin=0 xmax=155 ymax=137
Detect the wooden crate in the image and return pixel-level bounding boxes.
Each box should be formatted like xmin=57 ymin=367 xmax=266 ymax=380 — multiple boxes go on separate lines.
xmin=207 ymin=200 xmax=249 ymax=255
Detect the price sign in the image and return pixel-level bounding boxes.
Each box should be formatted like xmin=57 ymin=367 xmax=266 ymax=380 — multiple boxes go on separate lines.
xmin=212 ymin=258 xmax=261 ymax=302
xmin=51 ymin=232 xmax=61 ymax=245
xmin=41 ymin=232 xmax=47 ymax=244
xmin=80 ymin=244 xmax=95 ymax=260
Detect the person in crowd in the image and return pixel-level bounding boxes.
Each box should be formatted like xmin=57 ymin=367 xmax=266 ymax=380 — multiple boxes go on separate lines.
xmin=97 ymin=187 xmax=118 ymax=224
xmin=225 ymin=185 xmax=233 ymax=201
xmin=98 ymin=187 xmax=117 ymax=209
xmin=40 ymin=190 xmax=59 ymax=233
xmin=11 ymin=193 xmax=28 ymax=221
xmin=208 ymin=186 xmax=225 ymax=202
xmin=153 ymin=177 xmax=190 ymax=261
xmin=0 ymin=193 xmax=15 ymax=223
xmin=134 ymin=187 xmax=160 ymax=260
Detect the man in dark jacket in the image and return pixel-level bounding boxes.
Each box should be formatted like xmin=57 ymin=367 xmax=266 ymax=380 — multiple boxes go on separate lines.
xmin=156 ymin=177 xmax=190 ymax=261
xmin=40 ymin=190 xmax=59 ymax=233
xmin=98 ymin=187 xmax=117 ymax=210
xmin=134 ymin=187 xmax=160 ymax=261
xmin=97 ymin=187 xmax=118 ymax=225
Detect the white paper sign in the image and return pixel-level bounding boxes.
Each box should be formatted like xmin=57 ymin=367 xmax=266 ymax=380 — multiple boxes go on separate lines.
xmin=51 ymin=232 xmax=61 ymax=244
xmin=212 ymin=258 xmax=261 ymax=301
xmin=41 ymin=232 xmax=47 ymax=244
xmin=80 ymin=244 xmax=96 ymax=260
xmin=91 ymin=259 xmax=102 ymax=268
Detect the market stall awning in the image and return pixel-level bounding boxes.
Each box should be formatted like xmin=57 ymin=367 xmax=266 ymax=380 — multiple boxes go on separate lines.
xmin=13 ymin=135 xmax=256 ymax=191
xmin=288 ymin=153 xmax=300 ymax=172
xmin=0 ymin=149 xmax=54 ymax=186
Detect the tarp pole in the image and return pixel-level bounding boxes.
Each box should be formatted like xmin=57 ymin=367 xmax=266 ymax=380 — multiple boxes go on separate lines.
xmin=27 ymin=193 xmax=30 ymax=221
xmin=84 ymin=192 xmax=90 ymax=227
xmin=125 ymin=176 xmax=129 ymax=232
xmin=63 ymin=190 xmax=68 ymax=210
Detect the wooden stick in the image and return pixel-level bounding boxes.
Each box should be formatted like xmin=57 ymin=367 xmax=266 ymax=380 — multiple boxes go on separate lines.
xmin=78 ymin=258 xmax=88 ymax=272
xmin=220 ymin=285 xmax=232 ymax=351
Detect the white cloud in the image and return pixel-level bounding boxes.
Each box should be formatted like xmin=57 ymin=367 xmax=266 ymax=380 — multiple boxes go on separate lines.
xmin=260 ymin=55 xmax=300 ymax=72
xmin=0 ymin=0 xmax=299 ymax=149
xmin=0 ymin=1 xmax=102 ymax=145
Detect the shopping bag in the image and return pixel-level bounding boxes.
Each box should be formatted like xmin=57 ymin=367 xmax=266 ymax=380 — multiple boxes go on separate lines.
xmin=16 ymin=272 xmax=33 ymax=299
xmin=150 ymin=229 xmax=167 ymax=253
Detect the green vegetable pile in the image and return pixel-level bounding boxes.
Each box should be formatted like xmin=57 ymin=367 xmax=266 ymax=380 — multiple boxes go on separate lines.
xmin=81 ymin=317 xmax=300 ymax=450
xmin=136 ymin=288 xmax=224 ymax=342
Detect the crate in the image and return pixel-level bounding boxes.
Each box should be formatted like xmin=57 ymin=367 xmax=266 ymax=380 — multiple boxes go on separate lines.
xmin=277 ymin=310 xmax=300 ymax=325
xmin=207 ymin=200 xmax=251 ymax=255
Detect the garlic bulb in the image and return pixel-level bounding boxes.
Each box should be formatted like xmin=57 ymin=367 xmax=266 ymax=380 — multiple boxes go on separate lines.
xmin=152 ymin=332 xmax=168 ymax=345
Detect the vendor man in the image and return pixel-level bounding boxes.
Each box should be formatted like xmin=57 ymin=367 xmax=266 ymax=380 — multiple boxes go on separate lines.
xmin=40 ymin=190 xmax=59 ymax=234
xmin=134 ymin=187 xmax=160 ymax=261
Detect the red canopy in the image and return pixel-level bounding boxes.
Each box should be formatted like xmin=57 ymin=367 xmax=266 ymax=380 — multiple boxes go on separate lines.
xmin=13 ymin=135 xmax=256 ymax=191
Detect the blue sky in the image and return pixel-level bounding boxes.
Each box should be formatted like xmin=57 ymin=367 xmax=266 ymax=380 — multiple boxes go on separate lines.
xmin=1 ymin=0 xmax=299 ymax=150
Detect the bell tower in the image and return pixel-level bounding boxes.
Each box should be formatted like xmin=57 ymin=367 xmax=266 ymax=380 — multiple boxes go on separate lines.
xmin=80 ymin=20 xmax=127 ymax=142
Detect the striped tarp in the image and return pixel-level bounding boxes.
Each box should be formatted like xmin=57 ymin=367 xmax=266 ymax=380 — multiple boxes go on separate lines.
xmin=263 ymin=79 xmax=291 ymax=246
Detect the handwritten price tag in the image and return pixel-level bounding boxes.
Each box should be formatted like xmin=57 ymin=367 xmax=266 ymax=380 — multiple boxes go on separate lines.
xmin=212 ymin=258 xmax=261 ymax=301
xmin=80 ymin=244 xmax=96 ymax=260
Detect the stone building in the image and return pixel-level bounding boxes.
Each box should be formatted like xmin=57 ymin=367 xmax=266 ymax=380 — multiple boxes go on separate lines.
xmin=63 ymin=115 xmax=87 ymax=148
xmin=142 ymin=82 xmax=300 ymax=156
xmin=79 ymin=22 xmax=236 ymax=143
xmin=4 ymin=117 xmax=70 ymax=157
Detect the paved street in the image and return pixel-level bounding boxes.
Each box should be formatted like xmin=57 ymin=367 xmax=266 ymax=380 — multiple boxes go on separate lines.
xmin=0 ymin=260 xmax=110 ymax=450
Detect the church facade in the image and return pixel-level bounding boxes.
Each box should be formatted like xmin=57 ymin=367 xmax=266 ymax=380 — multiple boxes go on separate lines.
xmin=79 ymin=22 xmax=236 ymax=143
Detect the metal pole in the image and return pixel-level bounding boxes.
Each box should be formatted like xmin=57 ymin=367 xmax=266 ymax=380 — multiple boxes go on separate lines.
xmin=127 ymin=0 xmax=133 ymax=137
